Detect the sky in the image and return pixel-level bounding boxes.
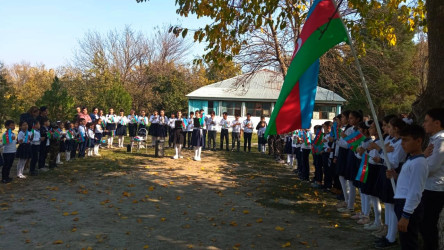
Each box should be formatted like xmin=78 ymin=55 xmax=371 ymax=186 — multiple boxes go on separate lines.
xmin=0 ymin=0 xmax=209 ymax=69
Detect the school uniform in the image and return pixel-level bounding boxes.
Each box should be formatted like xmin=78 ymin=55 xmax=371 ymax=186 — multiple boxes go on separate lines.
xmin=70 ymin=128 xmax=79 ymax=159
xmin=49 ymin=128 xmax=61 ymax=168
xmin=293 ymin=131 xmax=302 ymax=172
xmin=256 ymin=122 xmax=268 ymax=151
xmin=173 ymin=119 xmax=185 ymax=146
xmin=38 ymin=126 xmax=50 ymax=170
xmin=191 ymin=118 xmax=204 ymax=147
xmin=322 ymin=133 xmax=333 ymax=188
xmin=186 ymin=117 xmax=194 ymax=148
xmin=59 ymin=129 xmax=66 ymax=154
xmin=16 ymin=130 xmax=32 ymax=159
xmin=231 ymin=119 xmax=241 ymax=151
xmin=87 ymin=128 xmax=95 ymax=156
xmin=30 ymin=129 xmax=41 ymax=175
xmin=116 ymin=116 xmax=128 ymax=136
xmin=157 ymin=116 xmax=168 ymax=139
xmin=78 ymin=125 xmax=87 ymax=158
xmin=257 ymin=127 xmax=267 ymax=153
xmin=363 ymin=139 xmax=383 ymax=197
xmin=148 ymin=115 xmax=159 ymax=137
xmin=300 ymin=130 xmax=312 ymax=181
xmin=1 ymin=130 xmax=16 ymax=181
xmin=394 ymin=154 xmax=428 ymax=249
xmin=106 ymin=114 xmax=117 ymax=136
xmin=219 ymin=119 xmax=230 ymax=151
xmin=335 ymin=125 xmax=353 ymax=177
xmin=201 ymin=115 xmax=207 ymax=150
xmin=242 ymin=119 xmax=253 ymax=152
xmin=206 ymin=116 xmax=217 ymax=150
xmin=312 ymin=131 xmax=324 ymax=184
xmin=168 ymin=117 xmax=177 ymax=147
xmin=127 ymin=115 xmax=138 ymax=137
xmin=421 ymin=129 xmax=444 ymax=250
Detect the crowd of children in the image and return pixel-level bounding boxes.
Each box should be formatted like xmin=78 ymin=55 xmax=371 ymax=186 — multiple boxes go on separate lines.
xmin=277 ymin=108 xmax=443 ymax=250
xmin=1 ymin=105 xmax=443 ymax=249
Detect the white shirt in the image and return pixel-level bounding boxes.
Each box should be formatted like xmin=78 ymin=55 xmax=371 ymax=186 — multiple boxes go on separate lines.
xmin=231 ymin=120 xmax=242 ymax=133
xmin=394 ymin=155 xmax=428 ymax=215
xmin=18 ymin=130 xmax=31 ymax=144
xmin=187 ymin=118 xmax=194 ymax=132
xmin=106 ymin=114 xmax=117 ymax=124
xmin=149 ymin=115 xmax=159 ymax=124
xmin=78 ymin=125 xmax=86 ymax=140
xmin=425 ymin=130 xmax=444 ymax=191
xmin=2 ymin=130 xmax=17 ymax=153
xmin=242 ymin=119 xmax=253 ymax=133
xmin=337 ymin=126 xmax=355 ymax=148
xmin=95 ymin=124 xmax=103 ymax=134
xmin=386 ymin=137 xmax=407 ymax=169
xmin=158 ymin=116 xmax=168 ymax=125
xmin=138 ymin=116 xmax=148 ymax=126
xmin=257 ymin=127 xmax=266 ymax=137
xmin=206 ymin=116 xmax=217 ymax=131
xmin=219 ymin=118 xmax=230 ymax=130
xmin=118 ymin=116 xmax=129 ymax=126
xmin=368 ymin=138 xmax=383 ymax=165
xmin=87 ymin=129 xmax=95 ymax=139
xmin=168 ymin=118 xmax=177 ymax=129
xmin=31 ymin=129 xmax=41 ymax=145
xmin=356 ymin=138 xmax=372 ymax=159
xmin=127 ymin=115 xmax=138 ymax=124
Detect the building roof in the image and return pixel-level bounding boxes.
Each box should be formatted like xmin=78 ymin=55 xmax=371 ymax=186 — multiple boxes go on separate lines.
xmin=186 ymin=69 xmax=346 ymax=104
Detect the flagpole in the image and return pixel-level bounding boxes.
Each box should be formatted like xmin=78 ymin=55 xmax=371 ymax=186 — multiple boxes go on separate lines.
xmin=332 ymin=0 xmax=396 ymax=193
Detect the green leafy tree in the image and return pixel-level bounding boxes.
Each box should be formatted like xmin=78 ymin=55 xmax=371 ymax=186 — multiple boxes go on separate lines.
xmin=0 ymin=62 xmax=20 ymax=127
xmin=36 ymin=77 xmax=76 ymax=122
xmin=102 ymin=81 xmax=133 ymax=113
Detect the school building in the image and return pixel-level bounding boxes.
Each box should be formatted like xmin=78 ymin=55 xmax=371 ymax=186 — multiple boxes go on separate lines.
xmin=186 ymin=69 xmax=346 ymax=131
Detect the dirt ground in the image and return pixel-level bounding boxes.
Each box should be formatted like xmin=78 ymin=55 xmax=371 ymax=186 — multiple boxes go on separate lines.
xmin=1 ymin=146 xmax=390 ymax=249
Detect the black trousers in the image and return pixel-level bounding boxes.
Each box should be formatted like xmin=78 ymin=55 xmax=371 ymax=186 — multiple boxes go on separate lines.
xmin=243 ymin=132 xmax=252 ymax=152
xmin=78 ymin=140 xmax=86 ymax=158
xmin=70 ymin=141 xmax=77 ymax=159
xmin=187 ymin=131 xmax=193 ymax=148
xmin=394 ymin=198 xmax=424 ymax=250
xmin=49 ymin=140 xmax=60 ymax=168
xmin=2 ymin=153 xmax=15 ymax=180
xmin=207 ymin=130 xmax=216 ymax=149
xmin=30 ymin=144 xmax=40 ymax=174
xmin=182 ymin=131 xmax=187 ymax=148
xmin=202 ymin=130 xmax=207 ymax=149
xmin=232 ymin=132 xmax=240 ymax=151
xmin=38 ymin=144 xmax=49 ymax=169
xmin=220 ymin=129 xmax=229 ymax=150
xmin=314 ymin=154 xmax=323 ymax=183
xmin=300 ymin=149 xmax=311 ymax=180
xmin=420 ymin=190 xmax=444 ymax=250
xmin=322 ymin=152 xmax=332 ymax=188
xmin=168 ymin=127 xmax=174 ymax=147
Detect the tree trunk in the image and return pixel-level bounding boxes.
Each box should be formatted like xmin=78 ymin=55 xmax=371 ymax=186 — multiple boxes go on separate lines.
xmin=412 ymin=0 xmax=444 ymax=121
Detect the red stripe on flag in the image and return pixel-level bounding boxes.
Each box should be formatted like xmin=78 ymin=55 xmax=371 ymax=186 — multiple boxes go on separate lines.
xmin=347 ymin=133 xmax=363 ymax=144
xmin=359 ymin=155 xmax=369 ymax=182
xmin=276 ymin=81 xmax=302 ymax=134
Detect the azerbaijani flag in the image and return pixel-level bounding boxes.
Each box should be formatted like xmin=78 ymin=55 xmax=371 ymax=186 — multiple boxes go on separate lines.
xmin=345 ymin=130 xmax=366 ymax=151
xmin=2 ymin=129 xmax=13 ymax=144
xmin=265 ymin=0 xmax=348 ymax=136
xmin=355 ymin=154 xmax=370 ymax=183
xmin=330 ymin=121 xmax=341 ymax=139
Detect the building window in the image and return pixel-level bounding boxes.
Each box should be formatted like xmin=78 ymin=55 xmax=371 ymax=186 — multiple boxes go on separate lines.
xmin=245 ymin=102 xmax=272 ymax=117
xmin=314 ymin=104 xmax=337 ymax=119
xmin=221 ymin=101 xmax=242 ymax=116
xmin=207 ymin=101 xmax=219 ymax=116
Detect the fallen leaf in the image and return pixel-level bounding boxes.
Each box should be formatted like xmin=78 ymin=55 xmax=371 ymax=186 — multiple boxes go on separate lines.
xmin=73 ymin=218 xmax=79 ymax=221
xmin=71 ymin=211 xmax=78 ymax=215
xmin=137 ymin=219 xmax=143 ymax=223
xmin=256 ymin=218 xmax=263 ymax=223
xmin=160 ymin=218 xmax=166 ymax=221
xmin=281 ymin=242 xmax=291 ymax=248
xmin=132 ymin=200 xmax=139 ymax=204
xmin=72 ymin=227 xmax=77 ymax=232
xmin=275 ymin=226 xmax=285 ymax=231
xmin=243 ymin=210 xmax=250 ymax=214
xmin=299 ymin=241 xmax=308 ymax=245
xmin=176 ymin=196 xmax=181 ymax=200
xmin=63 ymin=212 xmax=70 ymax=216
xmin=22 ymin=230 xmax=29 ymax=233
xmin=148 ymin=186 xmax=155 ymax=191
xmin=143 ymin=245 xmax=149 ymax=249
xmin=53 ymin=240 xmax=63 ymax=244
xmin=230 ymin=221 xmax=238 ymax=226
